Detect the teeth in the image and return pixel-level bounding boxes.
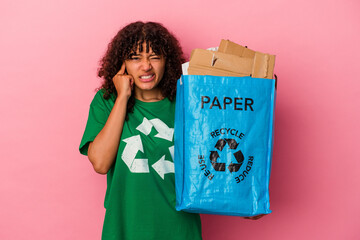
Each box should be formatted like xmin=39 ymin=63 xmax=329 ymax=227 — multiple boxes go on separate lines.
xmin=140 ymin=75 xmax=153 ymax=79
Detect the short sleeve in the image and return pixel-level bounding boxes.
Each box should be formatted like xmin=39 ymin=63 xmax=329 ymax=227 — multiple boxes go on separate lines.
xmin=79 ymin=90 xmax=113 ymax=156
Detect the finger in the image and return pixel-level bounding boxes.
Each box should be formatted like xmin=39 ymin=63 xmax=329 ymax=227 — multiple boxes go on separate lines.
xmin=130 ymin=77 xmax=134 ymax=90
xmin=243 ymin=217 xmax=256 ymax=220
xmin=118 ymin=62 xmax=126 ymax=75
xmin=244 ymin=214 xmax=265 ymax=220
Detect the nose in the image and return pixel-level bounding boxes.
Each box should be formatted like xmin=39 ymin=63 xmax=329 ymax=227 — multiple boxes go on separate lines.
xmin=141 ymin=58 xmax=152 ymax=71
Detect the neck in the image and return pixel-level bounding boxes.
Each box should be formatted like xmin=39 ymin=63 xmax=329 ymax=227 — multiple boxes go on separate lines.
xmin=134 ymin=88 xmax=164 ymax=102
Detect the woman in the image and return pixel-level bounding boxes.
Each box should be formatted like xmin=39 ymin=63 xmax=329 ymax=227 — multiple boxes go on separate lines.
xmin=79 ymin=21 xmax=202 ymax=239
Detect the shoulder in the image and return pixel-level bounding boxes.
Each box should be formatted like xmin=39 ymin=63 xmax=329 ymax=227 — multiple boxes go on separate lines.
xmin=88 ymin=89 xmax=116 ymax=115
xmin=91 ymin=89 xmax=116 ymax=106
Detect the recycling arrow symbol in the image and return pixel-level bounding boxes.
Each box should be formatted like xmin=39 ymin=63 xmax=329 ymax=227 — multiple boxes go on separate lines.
xmin=121 ymin=117 xmax=174 ymax=179
xmin=136 ymin=117 xmax=174 ymax=141
xmin=152 ymin=154 xmax=174 ymax=180
xmin=210 ymin=138 xmax=244 ymax=172
xmin=121 ymin=135 xmax=149 ymax=173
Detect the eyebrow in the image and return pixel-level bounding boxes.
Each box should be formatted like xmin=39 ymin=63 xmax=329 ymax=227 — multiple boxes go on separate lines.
xmin=129 ymin=52 xmax=159 ymax=57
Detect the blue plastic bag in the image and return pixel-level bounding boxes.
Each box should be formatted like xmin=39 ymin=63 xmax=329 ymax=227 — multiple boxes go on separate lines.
xmin=174 ymin=75 xmax=275 ymax=216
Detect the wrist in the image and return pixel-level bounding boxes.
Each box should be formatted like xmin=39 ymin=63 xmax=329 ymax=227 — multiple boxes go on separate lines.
xmin=116 ymin=92 xmax=131 ymax=101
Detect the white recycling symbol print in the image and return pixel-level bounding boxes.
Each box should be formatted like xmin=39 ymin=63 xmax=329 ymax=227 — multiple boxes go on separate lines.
xmin=121 ymin=117 xmax=174 ymax=179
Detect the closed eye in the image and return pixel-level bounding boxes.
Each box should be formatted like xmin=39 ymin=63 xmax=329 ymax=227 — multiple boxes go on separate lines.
xmin=130 ymin=56 xmax=140 ymax=60
xmin=128 ymin=53 xmax=141 ymax=60
xmin=150 ymin=55 xmax=161 ymax=60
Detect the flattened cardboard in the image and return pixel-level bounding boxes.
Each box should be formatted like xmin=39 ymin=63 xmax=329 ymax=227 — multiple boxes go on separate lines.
xmin=218 ymin=39 xmax=276 ymax=79
xmin=218 ymin=39 xmax=256 ymax=58
xmin=188 ymin=48 xmax=274 ymax=79
xmin=188 ymin=65 xmax=248 ymax=77
xmin=188 ymin=49 xmax=253 ymax=76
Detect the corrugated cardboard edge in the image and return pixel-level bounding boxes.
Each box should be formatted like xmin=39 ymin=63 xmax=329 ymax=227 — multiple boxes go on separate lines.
xmin=188 ymin=65 xmax=249 ymax=77
xmin=189 ymin=49 xmax=254 ymax=76
xmin=218 ymin=39 xmax=256 ymax=58
xmin=218 ymin=39 xmax=276 ymax=79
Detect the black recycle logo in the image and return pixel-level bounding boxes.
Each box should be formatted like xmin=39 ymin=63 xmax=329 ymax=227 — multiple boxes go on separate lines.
xmin=210 ymin=138 xmax=244 ymax=172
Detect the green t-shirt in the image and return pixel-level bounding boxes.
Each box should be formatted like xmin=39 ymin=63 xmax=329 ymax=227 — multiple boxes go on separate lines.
xmin=79 ymin=90 xmax=202 ymax=240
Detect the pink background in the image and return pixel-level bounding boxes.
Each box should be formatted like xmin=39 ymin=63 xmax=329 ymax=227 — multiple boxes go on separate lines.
xmin=1 ymin=0 xmax=359 ymax=239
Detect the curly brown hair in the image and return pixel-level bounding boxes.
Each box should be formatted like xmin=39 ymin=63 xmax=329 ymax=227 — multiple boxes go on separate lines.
xmin=97 ymin=21 xmax=185 ymax=118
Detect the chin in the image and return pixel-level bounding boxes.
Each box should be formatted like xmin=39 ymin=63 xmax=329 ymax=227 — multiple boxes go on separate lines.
xmin=136 ymin=83 xmax=158 ymax=91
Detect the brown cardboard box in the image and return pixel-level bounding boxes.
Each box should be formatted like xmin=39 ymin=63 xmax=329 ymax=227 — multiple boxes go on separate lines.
xmin=218 ymin=39 xmax=256 ymax=58
xmin=218 ymin=39 xmax=275 ymax=79
xmin=188 ymin=39 xmax=275 ymax=79
xmin=188 ymin=49 xmax=253 ymax=76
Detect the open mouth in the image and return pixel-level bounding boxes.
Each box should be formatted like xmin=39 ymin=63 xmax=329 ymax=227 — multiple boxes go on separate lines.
xmin=139 ymin=74 xmax=155 ymax=82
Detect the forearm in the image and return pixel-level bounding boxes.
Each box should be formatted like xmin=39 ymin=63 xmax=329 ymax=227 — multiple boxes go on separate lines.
xmin=88 ymin=94 xmax=128 ymax=174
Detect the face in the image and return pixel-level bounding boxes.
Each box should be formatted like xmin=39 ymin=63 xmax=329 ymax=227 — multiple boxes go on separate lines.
xmin=125 ymin=42 xmax=165 ymax=94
